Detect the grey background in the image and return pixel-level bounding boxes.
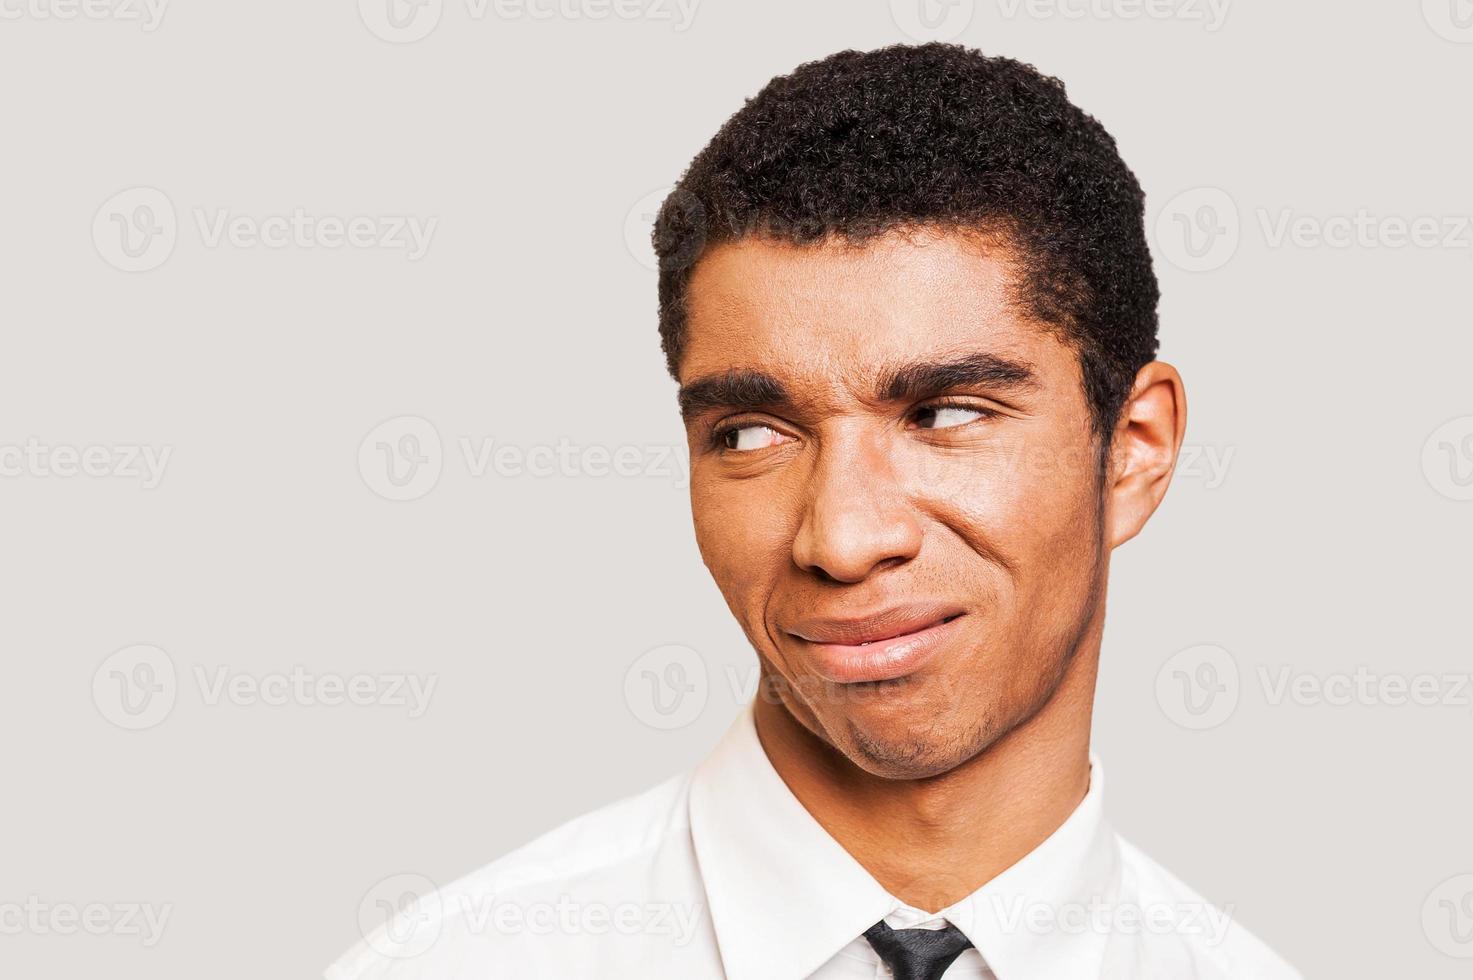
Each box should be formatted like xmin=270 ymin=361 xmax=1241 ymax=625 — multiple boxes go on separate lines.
xmin=2 ymin=1 xmax=1470 ymax=977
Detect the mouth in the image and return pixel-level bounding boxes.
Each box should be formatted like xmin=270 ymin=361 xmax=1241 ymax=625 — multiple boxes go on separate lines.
xmin=784 ymin=606 xmax=966 ymax=684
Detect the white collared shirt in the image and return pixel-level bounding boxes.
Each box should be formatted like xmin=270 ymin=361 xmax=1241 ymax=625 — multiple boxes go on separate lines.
xmin=326 ymin=702 xmax=1301 ymax=979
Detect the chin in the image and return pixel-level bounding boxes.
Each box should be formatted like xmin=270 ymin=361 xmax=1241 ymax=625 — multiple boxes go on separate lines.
xmin=834 ymin=703 xmax=996 ymax=781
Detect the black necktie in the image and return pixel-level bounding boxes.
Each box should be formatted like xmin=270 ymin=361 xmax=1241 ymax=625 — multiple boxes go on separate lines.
xmin=862 ymin=920 xmax=974 ymax=980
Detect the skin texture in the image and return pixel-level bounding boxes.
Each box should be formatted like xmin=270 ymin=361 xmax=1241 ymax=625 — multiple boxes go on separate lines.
xmin=679 ymin=226 xmax=1186 ymax=911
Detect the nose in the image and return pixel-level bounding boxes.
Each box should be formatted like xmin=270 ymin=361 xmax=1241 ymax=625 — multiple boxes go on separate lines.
xmin=791 ymin=430 xmax=923 ymax=583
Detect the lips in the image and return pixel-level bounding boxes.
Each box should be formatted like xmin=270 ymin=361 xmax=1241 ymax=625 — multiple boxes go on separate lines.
xmin=784 ymin=604 xmax=965 ymax=684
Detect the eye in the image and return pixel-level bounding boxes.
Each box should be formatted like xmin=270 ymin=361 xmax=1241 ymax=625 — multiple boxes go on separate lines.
xmin=911 ymin=402 xmax=995 ymax=430
xmin=718 ymin=424 xmax=792 ymax=452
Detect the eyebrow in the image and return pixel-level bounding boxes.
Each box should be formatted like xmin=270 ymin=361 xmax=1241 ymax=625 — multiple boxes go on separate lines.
xmin=677 ymin=352 xmax=1038 ymax=420
xmin=678 ymin=369 xmax=791 ymax=420
xmin=876 ymin=352 xmax=1039 ymax=402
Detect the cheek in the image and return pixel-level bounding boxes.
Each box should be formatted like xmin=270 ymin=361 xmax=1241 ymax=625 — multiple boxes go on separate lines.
xmin=898 ymin=433 xmax=1101 ymax=606
xmin=689 ymin=471 xmax=798 ymax=615
xmin=900 ymin=431 xmax=1088 ymax=534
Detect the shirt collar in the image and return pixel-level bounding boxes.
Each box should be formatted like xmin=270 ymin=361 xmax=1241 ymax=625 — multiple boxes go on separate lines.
xmin=940 ymin=744 xmax=1122 ymax=979
xmin=688 ymin=700 xmax=1121 ymax=980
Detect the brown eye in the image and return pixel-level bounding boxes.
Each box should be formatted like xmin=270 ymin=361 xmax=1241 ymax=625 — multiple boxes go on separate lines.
xmin=721 ymin=424 xmax=791 ymax=451
xmin=912 ymin=405 xmax=988 ymax=430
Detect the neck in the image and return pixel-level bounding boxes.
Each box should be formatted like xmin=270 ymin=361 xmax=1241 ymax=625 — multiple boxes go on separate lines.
xmin=752 ymin=633 xmax=1100 ymax=913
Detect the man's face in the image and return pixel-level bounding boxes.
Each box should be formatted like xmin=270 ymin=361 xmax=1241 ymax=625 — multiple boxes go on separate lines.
xmin=679 ymin=227 xmax=1111 ymax=780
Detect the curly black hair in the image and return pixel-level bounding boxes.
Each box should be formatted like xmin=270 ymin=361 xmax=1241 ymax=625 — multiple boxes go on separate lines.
xmin=652 ymin=42 xmax=1160 ymax=443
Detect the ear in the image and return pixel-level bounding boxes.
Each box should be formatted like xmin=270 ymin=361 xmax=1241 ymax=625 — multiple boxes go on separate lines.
xmin=1105 ymin=361 xmax=1187 ymax=549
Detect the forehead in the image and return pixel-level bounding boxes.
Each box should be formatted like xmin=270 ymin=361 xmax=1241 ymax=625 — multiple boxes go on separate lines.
xmin=680 ymin=226 xmax=1078 ymax=391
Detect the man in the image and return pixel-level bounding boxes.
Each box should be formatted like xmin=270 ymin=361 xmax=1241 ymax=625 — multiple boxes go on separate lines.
xmin=329 ymin=43 xmax=1300 ymax=979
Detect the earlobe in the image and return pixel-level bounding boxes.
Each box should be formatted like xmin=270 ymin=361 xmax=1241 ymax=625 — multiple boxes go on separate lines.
xmin=1105 ymin=362 xmax=1188 ymax=549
